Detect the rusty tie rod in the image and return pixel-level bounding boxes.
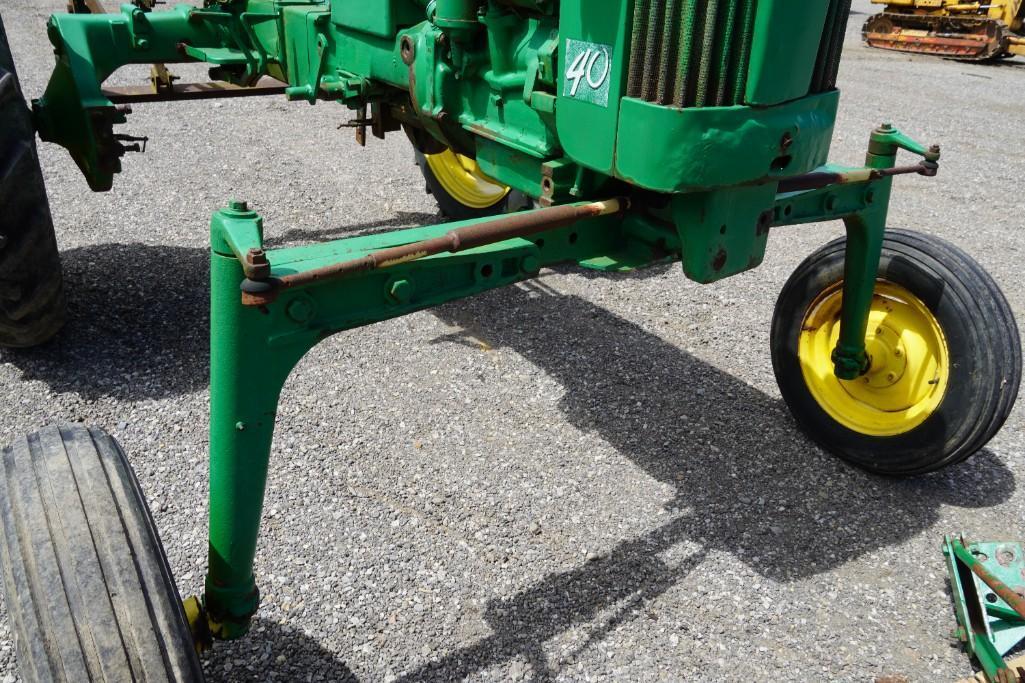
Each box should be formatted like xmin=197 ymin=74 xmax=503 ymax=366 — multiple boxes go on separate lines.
xmin=241 ymin=198 xmax=626 ymax=306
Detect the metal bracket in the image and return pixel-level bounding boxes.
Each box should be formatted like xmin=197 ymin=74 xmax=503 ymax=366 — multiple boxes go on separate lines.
xmin=944 ymin=535 xmax=1025 ymax=683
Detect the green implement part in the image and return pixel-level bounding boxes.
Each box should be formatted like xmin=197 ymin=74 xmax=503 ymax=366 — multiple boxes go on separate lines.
xmin=944 ymin=535 xmax=1025 ymax=683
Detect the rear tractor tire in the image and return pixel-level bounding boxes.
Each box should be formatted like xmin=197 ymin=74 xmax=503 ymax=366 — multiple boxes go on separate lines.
xmin=0 ymin=425 xmax=204 ymax=681
xmin=0 ymin=13 xmax=66 ymax=348
xmin=415 ymin=148 xmax=520 ymax=220
xmin=771 ymin=230 xmax=1021 ymax=476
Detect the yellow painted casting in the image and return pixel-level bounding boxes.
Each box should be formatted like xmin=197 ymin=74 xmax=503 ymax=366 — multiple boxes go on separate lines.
xmin=425 ymin=149 xmax=510 ymax=209
xmin=182 ymin=595 xmax=213 ymax=653
xmin=798 ymin=280 xmax=949 ymax=437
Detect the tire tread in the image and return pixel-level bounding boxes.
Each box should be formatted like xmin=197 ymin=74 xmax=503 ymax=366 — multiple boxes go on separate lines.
xmin=0 ymin=425 xmax=204 ymax=682
xmin=772 ymin=229 xmax=1021 ymax=475
xmin=0 ymin=13 xmax=66 ymax=348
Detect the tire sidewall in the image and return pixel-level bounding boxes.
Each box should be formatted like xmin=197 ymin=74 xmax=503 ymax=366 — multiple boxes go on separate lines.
xmin=772 ymin=239 xmax=991 ymax=475
xmin=415 ymin=150 xmax=510 ymax=221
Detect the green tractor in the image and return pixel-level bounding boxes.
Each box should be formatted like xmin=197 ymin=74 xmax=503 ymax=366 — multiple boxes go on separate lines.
xmin=0 ymin=0 xmax=1020 ymax=679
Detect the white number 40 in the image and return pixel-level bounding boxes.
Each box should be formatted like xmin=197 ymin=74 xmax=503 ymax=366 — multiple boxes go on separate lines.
xmin=566 ymin=45 xmax=611 ymax=97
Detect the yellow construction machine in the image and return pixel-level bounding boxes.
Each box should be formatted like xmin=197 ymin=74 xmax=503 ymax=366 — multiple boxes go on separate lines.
xmin=863 ymin=0 xmax=1025 ymax=60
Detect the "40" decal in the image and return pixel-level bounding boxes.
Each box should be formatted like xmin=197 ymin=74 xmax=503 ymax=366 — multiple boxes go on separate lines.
xmin=563 ymin=38 xmax=613 ymax=108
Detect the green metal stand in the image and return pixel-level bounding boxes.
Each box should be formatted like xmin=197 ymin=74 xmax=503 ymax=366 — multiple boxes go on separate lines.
xmin=200 ymin=128 xmax=938 ymax=637
xmin=203 ymin=199 xmax=635 ymax=636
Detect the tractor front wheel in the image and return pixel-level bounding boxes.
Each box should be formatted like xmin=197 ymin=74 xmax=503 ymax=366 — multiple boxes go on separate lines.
xmin=0 ymin=426 xmax=204 ymax=681
xmin=0 ymin=13 xmax=66 ymax=348
xmin=771 ymin=229 xmax=1021 ymax=476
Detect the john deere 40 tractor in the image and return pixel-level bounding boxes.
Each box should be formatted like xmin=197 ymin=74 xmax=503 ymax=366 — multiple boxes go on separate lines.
xmin=0 ymin=0 xmax=1020 ymax=679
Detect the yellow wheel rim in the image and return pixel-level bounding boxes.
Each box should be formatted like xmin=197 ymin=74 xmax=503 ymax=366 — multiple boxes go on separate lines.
xmin=425 ymin=149 xmax=510 ymax=209
xmin=798 ymin=280 xmax=950 ymax=437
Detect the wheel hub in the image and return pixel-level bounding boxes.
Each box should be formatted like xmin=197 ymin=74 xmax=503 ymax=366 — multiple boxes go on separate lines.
xmin=798 ymin=280 xmax=950 ymax=437
xmin=862 ymin=325 xmax=908 ymax=389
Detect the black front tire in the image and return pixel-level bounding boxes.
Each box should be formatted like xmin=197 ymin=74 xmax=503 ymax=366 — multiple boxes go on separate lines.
xmin=0 ymin=426 xmax=204 ymax=681
xmin=0 ymin=13 xmax=66 ymax=348
xmin=771 ymin=230 xmax=1021 ymax=476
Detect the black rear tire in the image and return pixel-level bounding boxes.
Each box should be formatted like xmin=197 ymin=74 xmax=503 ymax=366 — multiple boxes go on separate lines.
xmin=0 ymin=425 xmax=204 ymax=682
xmin=0 ymin=13 xmax=66 ymax=348
xmin=415 ymin=149 xmax=515 ymax=221
xmin=771 ymin=230 xmax=1021 ymax=476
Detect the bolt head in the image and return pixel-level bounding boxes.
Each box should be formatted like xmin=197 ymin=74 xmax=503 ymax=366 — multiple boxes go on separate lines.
xmin=286 ymin=297 xmax=315 ymax=323
xmin=389 ymin=279 xmax=414 ymax=304
xmin=229 ymin=199 xmax=249 ymax=212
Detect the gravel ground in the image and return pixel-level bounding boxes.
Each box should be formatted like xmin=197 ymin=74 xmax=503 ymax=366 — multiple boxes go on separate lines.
xmin=2 ymin=1 xmax=1024 ymax=681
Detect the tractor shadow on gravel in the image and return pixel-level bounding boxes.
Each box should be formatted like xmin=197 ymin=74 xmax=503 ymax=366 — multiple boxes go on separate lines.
xmin=407 ymin=277 xmax=1017 ymax=682
xmin=0 ymin=242 xmax=678 ymax=402
xmin=0 ymin=209 xmax=428 ymax=401
xmin=0 ymin=243 xmax=211 ymax=401
xmin=202 ymin=618 xmax=358 ymax=682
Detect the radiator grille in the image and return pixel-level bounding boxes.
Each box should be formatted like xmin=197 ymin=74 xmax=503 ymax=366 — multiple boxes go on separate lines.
xmin=626 ymin=0 xmax=758 ymax=108
xmin=810 ymin=0 xmax=852 ymax=92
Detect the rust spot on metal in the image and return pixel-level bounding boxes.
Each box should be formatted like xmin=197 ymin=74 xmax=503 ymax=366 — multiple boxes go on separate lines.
xmin=400 ymin=35 xmax=416 ymax=65
xmin=968 ymin=557 xmax=1025 ymax=622
xmin=780 ymin=132 xmax=794 ymax=154
xmin=712 ymin=248 xmax=728 ymax=272
xmin=776 ymin=162 xmax=935 ymax=194
xmin=997 ymin=547 xmax=1017 ymax=567
xmin=466 ymin=123 xmax=503 ymax=144
xmin=244 ymin=248 xmax=270 ymax=280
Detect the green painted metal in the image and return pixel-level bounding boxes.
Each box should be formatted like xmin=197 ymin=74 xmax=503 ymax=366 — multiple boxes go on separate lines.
xmin=200 ymin=144 xmax=911 ymax=633
xmin=943 ymin=535 xmax=1025 ymax=682
xmin=34 ymin=0 xmax=857 ymax=194
xmin=555 ymin=0 xmax=631 ymax=174
xmin=28 ymin=0 xmax=947 ymax=638
xmin=746 ymin=0 xmax=831 ymax=105
xmin=614 ymin=90 xmax=840 ymax=193
xmin=829 ymin=122 xmax=941 ymax=380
